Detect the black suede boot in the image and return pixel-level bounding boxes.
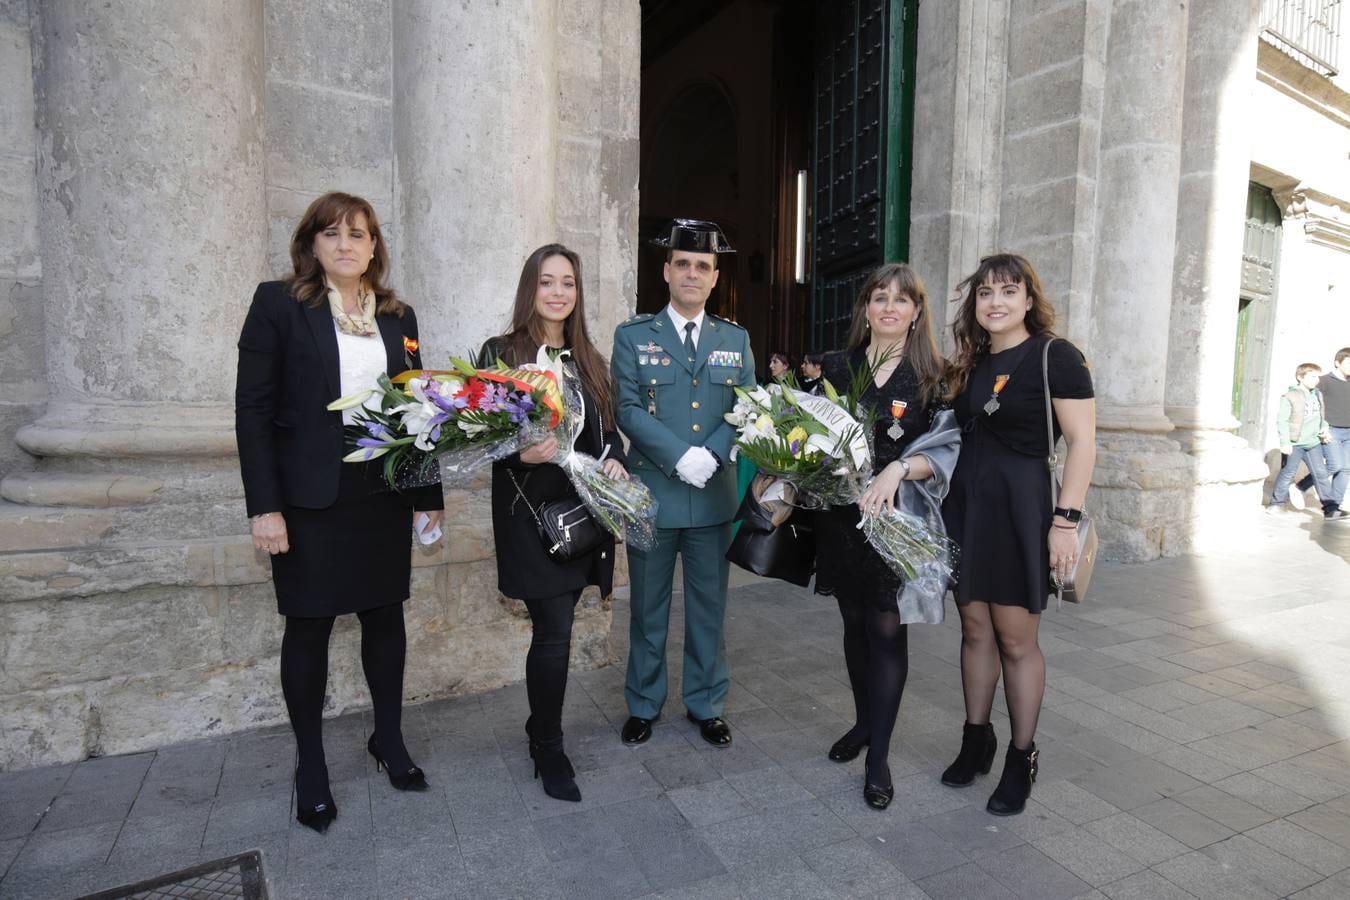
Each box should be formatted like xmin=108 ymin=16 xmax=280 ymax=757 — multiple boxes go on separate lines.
xmin=941 ymin=722 xmax=997 ymax=787
xmin=987 ymin=742 xmax=1038 ymax=816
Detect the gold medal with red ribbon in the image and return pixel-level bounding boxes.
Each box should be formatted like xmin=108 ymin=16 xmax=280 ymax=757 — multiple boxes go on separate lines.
xmin=887 ymin=398 xmax=908 ymax=440
xmin=984 ymin=374 xmax=1010 ymax=415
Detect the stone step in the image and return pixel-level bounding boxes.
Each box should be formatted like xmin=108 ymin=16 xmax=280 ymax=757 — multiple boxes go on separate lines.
xmin=0 ymin=502 xmax=117 ymax=553
xmin=0 ymin=472 xmax=166 ymax=508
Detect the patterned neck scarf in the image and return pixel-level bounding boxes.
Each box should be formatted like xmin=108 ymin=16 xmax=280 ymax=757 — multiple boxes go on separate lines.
xmin=327 ymin=277 xmax=377 ymax=336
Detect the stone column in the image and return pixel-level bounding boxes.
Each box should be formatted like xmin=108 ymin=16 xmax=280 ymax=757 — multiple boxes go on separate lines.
xmin=22 ymin=0 xmax=267 ymax=451
xmin=0 ymin=1 xmax=267 ymax=769
xmin=1164 ymin=0 xmax=1269 ymax=544
xmin=1085 ymin=0 xmax=1196 ymax=559
xmin=910 ymin=0 xmax=1011 ymax=331
xmin=391 ymin=0 xmax=559 ymax=359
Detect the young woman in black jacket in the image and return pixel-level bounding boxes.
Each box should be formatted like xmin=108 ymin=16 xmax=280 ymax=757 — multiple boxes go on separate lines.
xmin=477 ymin=244 xmax=628 ymax=803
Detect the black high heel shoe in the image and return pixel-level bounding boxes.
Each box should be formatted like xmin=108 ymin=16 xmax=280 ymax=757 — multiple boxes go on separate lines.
xmin=294 ymin=768 xmax=337 ymax=834
xmin=532 ymin=745 xmax=581 ymax=803
xmin=367 ymin=735 xmax=429 ymax=792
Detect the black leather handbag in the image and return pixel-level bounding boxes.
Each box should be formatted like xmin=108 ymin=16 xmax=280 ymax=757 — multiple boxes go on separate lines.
xmin=509 ymin=471 xmax=607 ymax=562
xmin=726 ymin=476 xmax=816 ymax=586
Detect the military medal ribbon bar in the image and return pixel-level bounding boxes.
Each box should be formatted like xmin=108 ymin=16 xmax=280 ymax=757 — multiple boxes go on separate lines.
xmin=984 ymin=374 xmax=1010 ymax=415
xmin=887 ymin=399 xmax=908 ymax=440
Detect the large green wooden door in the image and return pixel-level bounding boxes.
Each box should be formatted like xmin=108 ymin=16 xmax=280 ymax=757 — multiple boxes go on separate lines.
xmin=809 ymin=0 xmax=917 ymax=353
xmin=1235 ymin=183 xmax=1282 ymax=447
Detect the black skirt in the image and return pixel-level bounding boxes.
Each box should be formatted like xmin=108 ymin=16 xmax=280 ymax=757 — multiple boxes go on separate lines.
xmin=815 ymin=503 xmax=904 ymax=612
xmin=270 ymin=463 xmax=414 ymax=617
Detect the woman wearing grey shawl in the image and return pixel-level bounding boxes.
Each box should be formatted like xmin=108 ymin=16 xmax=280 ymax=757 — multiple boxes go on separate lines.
xmin=815 ymin=264 xmax=959 ymax=812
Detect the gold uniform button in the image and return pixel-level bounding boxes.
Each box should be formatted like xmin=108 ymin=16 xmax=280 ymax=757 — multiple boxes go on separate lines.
xmin=725 ymin=377 xmax=734 ymax=384
xmin=650 ymin=378 xmax=657 ymax=385
xmin=692 ymin=378 xmax=699 ymax=386
xmin=691 ymin=401 xmax=700 ymax=409
xmin=692 ymin=424 xmax=701 ymax=432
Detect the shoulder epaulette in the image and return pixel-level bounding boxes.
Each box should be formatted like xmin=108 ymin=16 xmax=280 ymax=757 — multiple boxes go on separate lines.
xmin=707 ymin=313 xmax=745 ymax=330
xmin=620 ymin=313 xmax=656 ymax=326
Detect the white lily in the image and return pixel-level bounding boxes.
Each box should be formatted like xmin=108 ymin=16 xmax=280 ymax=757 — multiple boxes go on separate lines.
xmin=458 ymin=420 xmax=488 ymax=436
xmin=326 ymin=388 xmax=375 ymax=412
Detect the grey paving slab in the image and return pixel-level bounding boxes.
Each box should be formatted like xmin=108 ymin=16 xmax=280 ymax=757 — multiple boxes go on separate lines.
xmin=1131 ymin=798 xmax=1236 ymax=850
xmin=627 ymin=827 xmax=725 ymax=892
xmin=1098 ymin=868 xmax=1200 ymax=900
xmin=0 ymin=765 xmax=73 ymax=803
xmin=1201 ymin=833 xmax=1323 ymax=897
xmin=726 ymin=765 xmax=816 ymax=810
xmin=0 ymin=840 xmax=20 ymax=882
xmin=1290 ymin=868 xmax=1350 ymax=900
xmin=1032 ymin=780 xmax=1123 ymax=825
xmin=1289 ymin=803 xmax=1350 ymax=851
xmin=1082 ymin=812 xmax=1187 ymax=867
xmin=921 ymin=802 xmax=1025 ymax=859
xmin=726 ymin=853 xmax=835 ymax=900
xmin=1151 ymin=850 xmax=1273 ymax=900
xmin=916 ymin=861 xmax=1021 ymax=900
xmin=1209 ymin=770 xmax=1317 ymax=817
xmin=1173 ymin=784 xmax=1280 ymax=832
xmin=699 ymin=811 xmax=796 ymax=869
xmin=977 ymin=842 xmax=1094 ymax=900
xmin=1032 ymin=827 xmax=1145 ymax=887
xmin=643 ymin=748 xmax=723 ymax=791
xmin=1245 ymin=818 xmax=1350 ymax=877
xmin=0 ymin=794 xmax=49 ymax=841
xmin=35 ymin=785 xmax=136 ymax=832
xmin=0 ymin=821 xmax=121 ymax=900
xmin=800 ymin=836 xmax=927 ymax=900
xmin=866 ymin=820 xmax=968 ymax=881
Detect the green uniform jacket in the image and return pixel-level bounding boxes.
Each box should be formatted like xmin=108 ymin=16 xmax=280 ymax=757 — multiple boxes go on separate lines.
xmin=612 ymin=308 xmax=757 ymax=529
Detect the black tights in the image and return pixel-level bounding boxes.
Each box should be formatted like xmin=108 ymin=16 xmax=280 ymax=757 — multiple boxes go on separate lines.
xmin=837 ymin=595 xmax=910 ymax=786
xmin=281 ymin=603 xmax=410 ymax=801
xmin=522 ymin=591 xmax=581 ymax=750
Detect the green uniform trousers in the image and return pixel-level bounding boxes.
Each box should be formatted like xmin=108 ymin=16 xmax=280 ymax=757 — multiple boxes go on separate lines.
xmin=624 ymin=522 xmax=732 ymax=720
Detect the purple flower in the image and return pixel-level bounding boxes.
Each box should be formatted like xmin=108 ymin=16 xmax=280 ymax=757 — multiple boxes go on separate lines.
xmin=363 ymin=420 xmax=391 ymax=440
xmin=790 ymin=439 xmax=801 ymax=455
xmin=356 ymin=436 xmax=389 ymax=449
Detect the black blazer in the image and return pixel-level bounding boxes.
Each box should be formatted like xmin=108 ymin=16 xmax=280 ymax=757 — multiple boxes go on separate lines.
xmin=477 ymin=336 xmax=626 ymax=600
xmin=235 ymin=280 xmax=444 ymax=516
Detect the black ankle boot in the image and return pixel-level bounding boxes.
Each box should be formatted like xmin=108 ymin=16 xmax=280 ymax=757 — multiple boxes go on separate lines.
xmin=987 ymin=742 xmax=1038 ymax=816
xmin=941 ymin=722 xmax=997 ymax=787
xmin=533 ymin=745 xmax=581 ymax=802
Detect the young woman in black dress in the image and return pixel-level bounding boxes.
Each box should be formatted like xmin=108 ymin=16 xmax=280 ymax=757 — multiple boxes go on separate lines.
xmin=236 ymin=193 xmax=444 ymax=833
xmin=940 ymin=254 xmax=1096 ymax=815
xmin=477 ymin=244 xmax=628 ymax=803
xmin=815 ymin=263 xmax=947 ymax=810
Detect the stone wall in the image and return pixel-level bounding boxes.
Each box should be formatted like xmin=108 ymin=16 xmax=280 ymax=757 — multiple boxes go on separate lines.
xmin=909 ymin=0 xmax=1300 ymax=560
xmin=0 ymin=1 xmax=639 ymax=771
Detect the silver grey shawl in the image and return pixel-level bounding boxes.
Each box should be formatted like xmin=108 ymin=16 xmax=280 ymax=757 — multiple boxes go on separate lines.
xmin=894 ymin=409 xmax=961 ymax=624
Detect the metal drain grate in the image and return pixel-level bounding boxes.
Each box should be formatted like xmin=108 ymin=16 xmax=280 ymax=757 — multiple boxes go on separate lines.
xmin=76 ymin=851 xmax=268 ymax=900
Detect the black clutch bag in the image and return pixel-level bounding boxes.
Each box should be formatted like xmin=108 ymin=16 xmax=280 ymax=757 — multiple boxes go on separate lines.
xmin=725 ymin=476 xmax=816 ymax=586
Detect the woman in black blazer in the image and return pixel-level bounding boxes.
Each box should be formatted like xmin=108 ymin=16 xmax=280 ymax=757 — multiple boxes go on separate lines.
xmin=477 ymin=244 xmax=627 ymax=803
xmin=235 ymin=192 xmax=444 ymax=833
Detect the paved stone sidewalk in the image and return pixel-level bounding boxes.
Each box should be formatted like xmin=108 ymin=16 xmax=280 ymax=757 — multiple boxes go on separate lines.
xmin=2 ymin=509 xmax=1348 ymax=899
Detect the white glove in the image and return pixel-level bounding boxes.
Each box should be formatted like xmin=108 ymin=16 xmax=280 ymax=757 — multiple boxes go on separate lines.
xmin=675 ymin=446 xmax=718 ymax=488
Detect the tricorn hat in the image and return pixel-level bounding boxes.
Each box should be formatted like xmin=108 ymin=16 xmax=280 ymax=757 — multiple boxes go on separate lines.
xmin=648 ymin=218 xmax=736 ymax=254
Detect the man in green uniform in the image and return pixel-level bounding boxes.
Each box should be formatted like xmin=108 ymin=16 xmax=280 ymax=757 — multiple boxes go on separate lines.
xmin=612 ymin=219 xmax=756 ymax=746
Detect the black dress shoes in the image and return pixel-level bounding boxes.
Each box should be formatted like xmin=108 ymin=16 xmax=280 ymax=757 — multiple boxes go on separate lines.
xmin=686 ymin=712 xmax=732 ymax=747
xmin=621 ymin=715 xmax=657 ymax=745
xmin=828 ymin=731 xmax=869 ymax=763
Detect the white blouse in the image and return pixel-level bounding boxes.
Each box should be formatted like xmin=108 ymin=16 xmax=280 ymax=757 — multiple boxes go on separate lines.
xmin=335 ymin=320 xmax=388 ymax=426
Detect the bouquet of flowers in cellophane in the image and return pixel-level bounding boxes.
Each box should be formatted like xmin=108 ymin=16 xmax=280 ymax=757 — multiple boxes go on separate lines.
xmin=724 ymin=367 xmax=955 ymax=583
xmin=545 ymin=358 xmax=659 ymax=551
xmin=327 ymin=355 xmax=566 ymax=489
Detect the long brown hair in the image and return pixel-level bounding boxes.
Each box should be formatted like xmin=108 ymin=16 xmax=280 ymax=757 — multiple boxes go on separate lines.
xmin=844 ymin=263 xmax=945 ymax=406
xmin=947 ymin=253 xmax=1057 ymax=399
xmin=287 ymin=192 xmax=404 ymax=316
xmin=497 ymin=244 xmax=615 ymax=423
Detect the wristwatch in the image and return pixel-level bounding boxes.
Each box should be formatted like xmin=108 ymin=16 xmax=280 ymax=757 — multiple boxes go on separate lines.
xmin=898 ymin=459 xmax=912 ymax=479
xmin=1053 ymin=506 xmax=1082 ymax=523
